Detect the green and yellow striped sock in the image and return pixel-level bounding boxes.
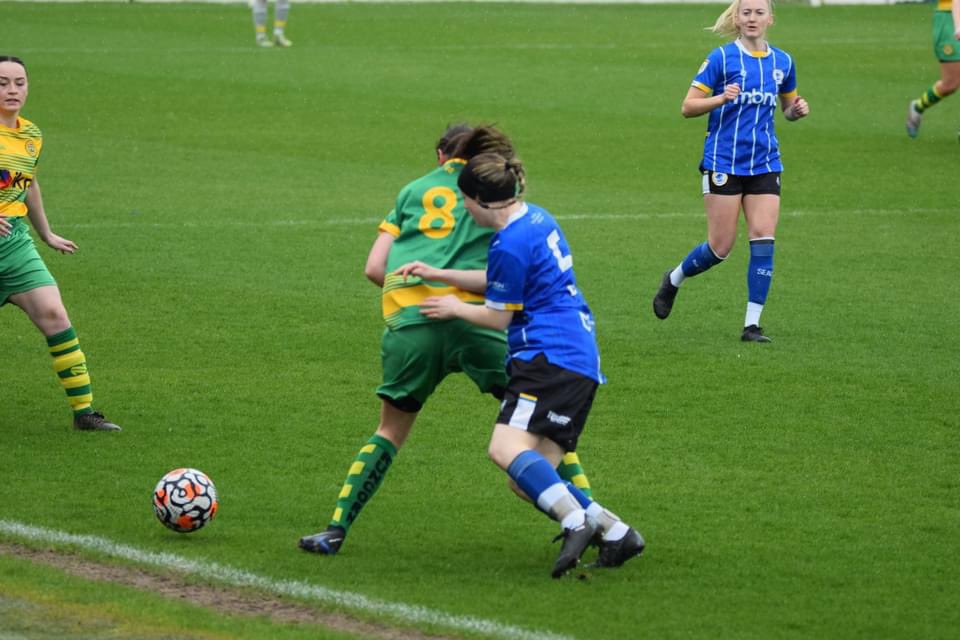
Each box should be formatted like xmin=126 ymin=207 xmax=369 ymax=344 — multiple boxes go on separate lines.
xmin=557 ymin=451 xmax=593 ymax=500
xmin=47 ymin=327 xmax=93 ymax=417
xmin=329 ymin=434 xmax=397 ymax=533
xmin=914 ymin=85 xmax=944 ymax=113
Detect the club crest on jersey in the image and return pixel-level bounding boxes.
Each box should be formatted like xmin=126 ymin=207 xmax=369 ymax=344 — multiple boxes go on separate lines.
xmin=24 ymin=140 xmax=38 ymax=157
xmin=698 ymin=59 xmax=709 ymax=74
xmin=773 ymin=69 xmax=784 ymax=86
xmin=712 ymin=172 xmax=728 ymax=187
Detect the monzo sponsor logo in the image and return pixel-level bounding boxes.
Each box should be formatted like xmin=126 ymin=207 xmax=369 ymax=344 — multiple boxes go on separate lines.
xmin=735 ymin=89 xmax=777 ymax=107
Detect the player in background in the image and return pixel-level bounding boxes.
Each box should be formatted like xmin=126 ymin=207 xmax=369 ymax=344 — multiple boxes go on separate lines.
xmin=299 ymin=126 xmax=595 ymax=556
xmin=0 ymin=56 xmax=120 ymax=431
xmin=906 ymin=0 xmax=960 ymax=138
xmin=652 ymin=0 xmax=808 ymax=343
xmin=251 ymin=0 xmax=292 ymax=48
xmin=412 ymin=153 xmax=645 ymax=578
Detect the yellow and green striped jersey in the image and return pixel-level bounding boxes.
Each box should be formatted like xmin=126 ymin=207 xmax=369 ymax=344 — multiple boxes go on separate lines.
xmin=379 ymin=158 xmax=491 ymax=330
xmin=0 ymin=116 xmax=42 ymax=218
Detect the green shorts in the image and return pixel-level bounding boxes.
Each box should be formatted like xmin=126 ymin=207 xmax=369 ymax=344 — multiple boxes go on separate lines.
xmin=377 ymin=318 xmax=508 ymax=413
xmin=0 ymin=217 xmax=57 ymax=307
xmin=933 ymin=11 xmax=960 ymax=62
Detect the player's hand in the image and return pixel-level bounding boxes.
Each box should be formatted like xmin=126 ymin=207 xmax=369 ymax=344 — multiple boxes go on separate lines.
xmin=0 ymin=217 xmax=10 ymax=237
xmin=393 ymin=260 xmax=439 ymax=281
xmin=723 ymin=83 xmax=741 ymax=103
xmin=419 ymin=295 xmax=460 ymax=320
xmin=42 ymin=232 xmax=78 ymax=254
xmin=789 ymin=96 xmax=810 ymax=120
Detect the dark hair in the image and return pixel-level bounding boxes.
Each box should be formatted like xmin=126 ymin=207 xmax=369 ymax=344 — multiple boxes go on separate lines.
xmin=0 ymin=56 xmax=27 ymax=74
xmin=452 ymin=125 xmax=515 ymax=161
xmin=436 ymin=123 xmax=472 ymax=156
xmin=457 ymin=153 xmax=526 ymax=207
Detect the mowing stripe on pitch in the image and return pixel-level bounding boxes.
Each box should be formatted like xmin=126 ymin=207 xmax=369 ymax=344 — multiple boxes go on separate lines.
xmin=54 ymin=207 xmax=948 ymax=231
xmin=0 ymin=520 xmax=573 ymax=640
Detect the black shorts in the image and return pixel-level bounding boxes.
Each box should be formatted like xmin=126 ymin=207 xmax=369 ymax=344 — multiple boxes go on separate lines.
xmin=496 ymin=354 xmax=598 ymax=453
xmin=701 ymin=170 xmax=781 ymax=196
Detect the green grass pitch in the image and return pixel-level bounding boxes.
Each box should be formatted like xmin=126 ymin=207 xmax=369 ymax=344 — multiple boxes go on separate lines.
xmin=1 ymin=2 xmax=958 ymax=639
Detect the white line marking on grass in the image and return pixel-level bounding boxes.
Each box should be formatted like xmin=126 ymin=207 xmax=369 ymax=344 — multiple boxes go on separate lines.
xmin=55 ymin=207 xmax=947 ymax=231
xmin=0 ymin=520 xmax=573 ymax=640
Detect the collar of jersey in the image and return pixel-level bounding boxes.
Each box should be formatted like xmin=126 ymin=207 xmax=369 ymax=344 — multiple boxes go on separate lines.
xmin=735 ymin=38 xmax=770 ymax=58
xmin=504 ymin=203 xmax=529 ymax=229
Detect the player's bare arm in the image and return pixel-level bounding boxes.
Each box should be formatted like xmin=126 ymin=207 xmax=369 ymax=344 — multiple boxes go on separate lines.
xmin=682 ymin=84 xmax=740 ymax=118
xmin=420 ymin=295 xmax=512 ymax=330
xmin=393 ymin=261 xmax=487 ymax=294
xmin=782 ymin=94 xmax=810 ymax=121
xmin=25 ymin=180 xmax=77 ymax=254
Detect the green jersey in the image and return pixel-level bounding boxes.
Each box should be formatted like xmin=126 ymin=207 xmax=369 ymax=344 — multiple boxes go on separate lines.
xmin=379 ymin=158 xmax=492 ymax=330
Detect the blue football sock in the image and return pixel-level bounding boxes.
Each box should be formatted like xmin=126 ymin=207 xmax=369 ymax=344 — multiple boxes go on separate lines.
xmin=747 ymin=238 xmax=775 ymax=305
xmin=681 ymin=241 xmax=724 ymax=278
xmin=508 ymin=451 xmax=586 ymax=527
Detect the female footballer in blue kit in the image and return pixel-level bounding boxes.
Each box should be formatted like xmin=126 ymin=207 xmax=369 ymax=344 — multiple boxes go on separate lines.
xmin=405 ymin=153 xmax=644 ymax=578
xmin=652 ymin=0 xmax=809 ymax=342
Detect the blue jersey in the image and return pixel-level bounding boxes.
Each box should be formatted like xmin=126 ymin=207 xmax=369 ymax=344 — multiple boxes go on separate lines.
xmin=692 ymin=40 xmax=797 ymax=176
xmin=484 ymin=203 xmax=604 ymax=384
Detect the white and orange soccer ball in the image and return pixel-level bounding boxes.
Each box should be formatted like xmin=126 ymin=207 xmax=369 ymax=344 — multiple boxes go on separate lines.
xmin=153 ymin=468 xmax=219 ymax=533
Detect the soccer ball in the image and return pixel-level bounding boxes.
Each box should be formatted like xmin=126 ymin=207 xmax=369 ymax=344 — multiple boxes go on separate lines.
xmin=153 ymin=468 xmax=219 ymax=533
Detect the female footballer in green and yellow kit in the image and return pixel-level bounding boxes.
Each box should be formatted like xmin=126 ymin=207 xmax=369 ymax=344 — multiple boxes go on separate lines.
xmin=906 ymin=0 xmax=960 ymax=138
xmin=1 ymin=56 xmax=120 ymax=431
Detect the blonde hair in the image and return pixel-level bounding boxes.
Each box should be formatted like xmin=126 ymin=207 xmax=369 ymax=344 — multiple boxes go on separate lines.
xmin=708 ymin=0 xmax=774 ymax=38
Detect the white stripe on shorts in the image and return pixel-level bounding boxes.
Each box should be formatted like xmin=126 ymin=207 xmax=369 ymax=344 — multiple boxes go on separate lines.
xmin=508 ymin=393 xmax=538 ymax=430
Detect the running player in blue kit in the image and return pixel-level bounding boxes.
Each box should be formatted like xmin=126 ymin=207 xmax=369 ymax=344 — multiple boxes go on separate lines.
xmin=652 ymin=0 xmax=809 ymax=342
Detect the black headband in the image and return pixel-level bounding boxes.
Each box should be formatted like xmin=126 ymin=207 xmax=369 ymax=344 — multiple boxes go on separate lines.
xmin=458 ymin=161 xmax=518 ymax=205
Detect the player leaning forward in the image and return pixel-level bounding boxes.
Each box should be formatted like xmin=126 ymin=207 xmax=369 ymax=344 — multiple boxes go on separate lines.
xmin=411 ymin=153 xmax=644 ymax=577
xmin=652 ymin=0 xmax=809 ymax=342
xmin=0 ymin=56 xmax=120 ymax=431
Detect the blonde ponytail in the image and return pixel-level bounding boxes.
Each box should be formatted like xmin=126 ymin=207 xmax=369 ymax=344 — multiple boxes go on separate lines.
xmin=708 ymin=1 xmax=740 ymax=38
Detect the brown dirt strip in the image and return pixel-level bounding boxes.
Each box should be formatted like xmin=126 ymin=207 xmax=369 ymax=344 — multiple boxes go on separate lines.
xmin=0 ymin=541 xmax=457 ymax=640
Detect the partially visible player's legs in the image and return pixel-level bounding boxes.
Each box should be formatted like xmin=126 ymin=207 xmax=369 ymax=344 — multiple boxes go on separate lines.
xmin=741 ymin=194 xmax=780 ymax=343
xmin=251 ymin=0 xmax=273 ymax=47
xmin=489 ymin=426 xmax=595 ymax=578
xmin=273 ymin=0 xmax=293 ymax=47
xmin=907 ymin=21 xmax=960 ymax=137
xmin=653 ymin=192 xmax=738 ymax=319
xmin=557 ymin=452 xmax=592 ymax=499
xmin=516 ymin=438 xmax=642 ymax=569
xmin=9 ymin=285 xmax=120 ymax=431
xmin=563 ymin=481 xmax=645 ymax=568
xmin=299 ymin=401 xmax=415 ymax=555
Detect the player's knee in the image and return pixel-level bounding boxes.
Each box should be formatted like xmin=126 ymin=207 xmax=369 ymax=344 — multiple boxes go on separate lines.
xmin=37 ymin=306 xmax=70 ymax=334
xmin=487 ymin=441 xmax=512 ymax=470
xmin=709 ymin=240 xmax=732 ymax=260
